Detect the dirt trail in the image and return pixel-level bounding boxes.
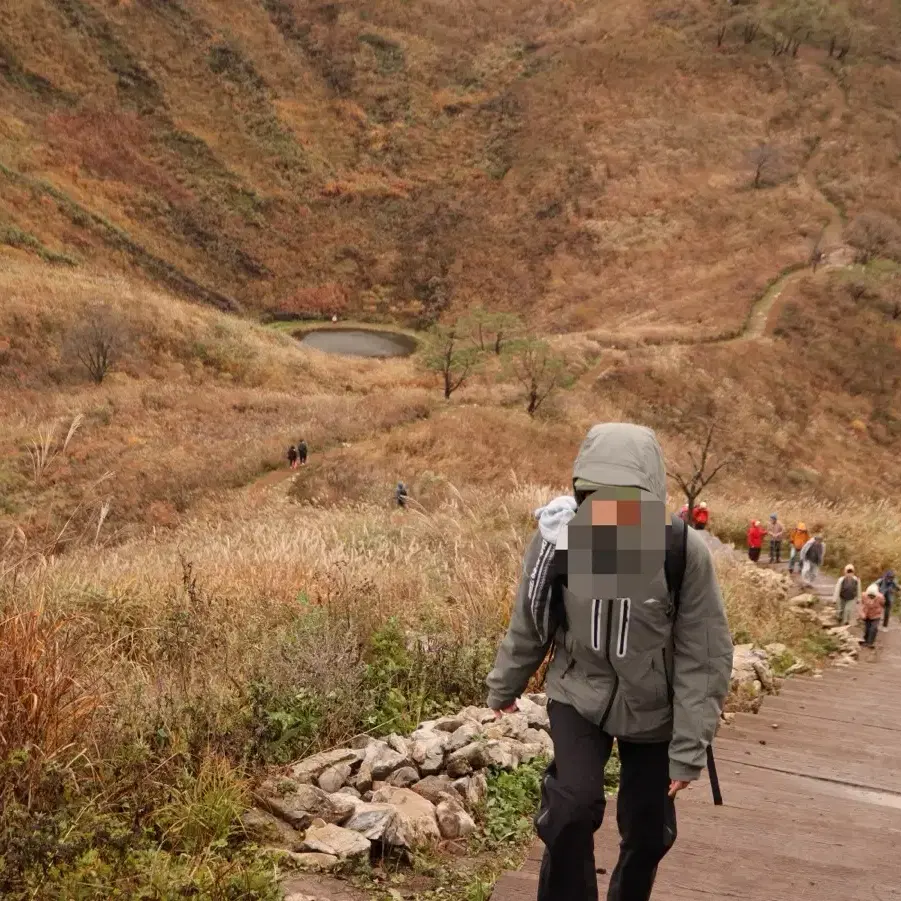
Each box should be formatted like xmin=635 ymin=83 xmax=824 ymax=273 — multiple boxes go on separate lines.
xmin=736 ymin=61 xmax=851 ymax=341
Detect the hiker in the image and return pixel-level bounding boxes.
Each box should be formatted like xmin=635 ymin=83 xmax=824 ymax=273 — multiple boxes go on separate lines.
xmin=486 ymin=423 xmax=733 ymax=901
xmin=833 ymin=564 xmax=861 ymax=626
xmin=800 ymin=535 xmax=826 ymax=588
xmin=859 ymin=584 xmax=886 ymax=649
xmin=878 ymin=570 xmax=897 ymax=628
xmin=287 ymin=444 xmax=298 ymax=469
xmin=788 ymin=521 xmax=810 ymax=575
xmin=767 ymin=513 xmax=785 ymax=564
xmin=297 ymin=439 xmax=308 ymax=466
xmin=396 ymin=481 xmax=408 ymax=508
xmin=692 ymin=501 xmax=710 ymax=531
xmin=747 ymin=520 xmax=765 ymax=563
xmin=678 ymin=503 xmax=690 ymax=524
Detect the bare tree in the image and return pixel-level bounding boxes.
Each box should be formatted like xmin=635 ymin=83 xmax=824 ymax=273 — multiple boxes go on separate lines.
xmin=422 ymin=323 xmax=481 ymax=399
xmin=66 ymin=303 xmax=129 ymax=384
xmin=465 ymin=307 xmax=522 ymax=355
xmin=668 ymin=423 xmax=737 ymax=516
xmin=845 ymin=211 xmax=901 ymax=265
xmin=746 ymin=143 xmax=780 ymax=188
xmin=506 ymin=339 xmax=568 ymax=416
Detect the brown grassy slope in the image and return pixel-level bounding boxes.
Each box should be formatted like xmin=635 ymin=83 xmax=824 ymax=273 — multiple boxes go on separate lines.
xmin=1 ymin=0 xmax=900 ymax=333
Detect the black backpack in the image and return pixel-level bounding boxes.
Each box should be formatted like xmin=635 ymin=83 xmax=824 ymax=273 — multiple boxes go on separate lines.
xmin=839 ymin=575 xmax=857 ymax=602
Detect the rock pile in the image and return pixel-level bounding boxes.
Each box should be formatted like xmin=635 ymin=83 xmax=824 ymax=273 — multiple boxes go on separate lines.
xmin=248 ymin=695 xmax=551 ymax=868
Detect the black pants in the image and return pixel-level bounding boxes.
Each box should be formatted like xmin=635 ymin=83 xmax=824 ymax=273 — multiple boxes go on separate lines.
xmin=536 ymin=701 xmax=676 ymax=901
xmin=748 ymin=547 xmax=761 ymax=563
xmin=884 ymin=597 xmax=893 ymax=628
xmin=863 ymin=618 xmax=879 ymax=647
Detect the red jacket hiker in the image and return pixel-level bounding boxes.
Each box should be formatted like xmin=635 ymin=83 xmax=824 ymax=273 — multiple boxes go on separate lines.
xmin=747 ymin=521 xmax=765 ymax=548
xmin=693 ymin=504 xmax=710 ymax=528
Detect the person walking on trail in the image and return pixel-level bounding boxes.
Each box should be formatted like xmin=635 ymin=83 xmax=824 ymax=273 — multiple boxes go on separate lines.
xmin=859 ymin=584 xmax=886 ymax=649
xmin=297 ymin=439 xmax=308 ymax=466
xmin=878 ymin=570 xmax=897 ymax=629
xmin=287 ymin=445 xmax=298 ymax=470
xmin=747 ymin=520 xmax=765 ymax=563
xmin=788 ymin=521 xmax=810 ymax=575
xmin=485 ymin=423 xmax=733 ymax=901
xmin=833 ymin=565 xmax=861 ymax=626
xmin=692 ymin=501 xmax=710 ymax=531
xmin=678 ymin=504 xmax=690 ymax=524
xmin=395 ymin=481 xmax=408 ymax=508
xmin=800 ymin=535 xmax=826 ymax=588
xmin=767 ymin=514 xmax=785 ymax=564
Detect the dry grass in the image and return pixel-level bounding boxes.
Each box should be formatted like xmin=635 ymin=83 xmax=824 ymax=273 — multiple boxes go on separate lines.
xmin=1 ymin=0 xmax=899 ymax=334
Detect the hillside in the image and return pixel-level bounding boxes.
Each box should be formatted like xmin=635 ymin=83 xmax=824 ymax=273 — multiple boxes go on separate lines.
xmin=1 ymin=0 xmax=900 ymax=334
xmin=2 ymin=2 xmax=901 ymax=899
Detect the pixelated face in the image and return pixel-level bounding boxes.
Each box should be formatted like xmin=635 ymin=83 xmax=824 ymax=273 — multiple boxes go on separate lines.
xmin=565 ymin=487 xmax=667 ymax=600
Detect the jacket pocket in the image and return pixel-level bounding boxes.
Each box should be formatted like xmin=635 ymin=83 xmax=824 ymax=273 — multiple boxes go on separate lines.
xmin=624 ymin=651 xmax=669 ymax=712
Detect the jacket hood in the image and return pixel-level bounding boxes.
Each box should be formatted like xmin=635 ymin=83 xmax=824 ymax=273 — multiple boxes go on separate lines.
xmin=573 ymin=423 xmax=666 ymax=502
xmin=534 ymin=496 xmax=578 ymax=544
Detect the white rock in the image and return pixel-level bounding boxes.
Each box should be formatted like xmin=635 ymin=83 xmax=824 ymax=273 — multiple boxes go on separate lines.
xmin=446 ymin=742 xmax=483 ymax=778
xmin=459 ymin=706 xmax=497 ymax=724
xmin=317 ymin=762 xmax=352 ymax=794
xmin=386 ymin=733 xmax=410 ymax=757
xmin=411 ymin=732 xmax=450 ymax=775
xmin=362 ymin=740 xmax=410 ymax=780
xmin=433 ymin=715 xmax=468 ymax=733
xmin=279 ymin=851 xmax=340 ymax=872
xmin=386 ymin=766 xmax=420 ymax=788
xmin=445 ymin=722 xmax=482 ymax=753
xmin=526 ymin=692 xmax=548 ymax=707
xmin=483 ymin=713 xmax=529 ymax=742
xmin=350 ymin=764 xmax=373 ymax=794
xmin=524 ymin=727 xmax=555 ymax=757
xmin=371 ymin=786 xmax=441 ymax=848
xmin=452 ymin=772 xmax=488 ymax=809
xmin=516 ymin=696 xmax=551 ymax=731
xmin=257 ymin=779 xmax=343 ymax=830
xmin=299 ymin=822 xmax=371 ymax=860
xmin=343 ymin=802 xmax=397 ymax=841
xmin=412 ymin=775 xmax=455 ymax=805
xmin=476 ymin=739 xmax=522 ymax=770
xmin=435 ymin=792 xmax=476 ymax=840
xmin=290 ymin=748 xmax=363 ymax=784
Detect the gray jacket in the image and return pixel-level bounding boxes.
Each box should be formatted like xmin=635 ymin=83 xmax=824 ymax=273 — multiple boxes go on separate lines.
xmin=486 ymin=423 xmax=733 ymax=782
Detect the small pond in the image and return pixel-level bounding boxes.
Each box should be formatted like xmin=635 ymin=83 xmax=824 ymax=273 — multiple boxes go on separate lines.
xmin=297 ymin=328 xmax=417 ymax=358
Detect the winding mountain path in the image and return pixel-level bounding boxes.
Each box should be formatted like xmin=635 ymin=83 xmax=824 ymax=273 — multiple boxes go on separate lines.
xmin=491 ymin=569 xmax=901 ymax=901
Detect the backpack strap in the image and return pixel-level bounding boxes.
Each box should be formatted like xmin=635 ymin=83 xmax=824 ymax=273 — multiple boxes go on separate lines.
xmin=666 ymin=513 xmax=724 ymax=806
xmin=664 ymin=513 xmax=688 ymax=614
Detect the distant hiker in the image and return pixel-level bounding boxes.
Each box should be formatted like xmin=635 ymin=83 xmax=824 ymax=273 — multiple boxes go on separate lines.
xmin=833 ymin=564 xmax=861 ymax=626
xmin=287 ymin=444 xmax=298 ymax=469
xmin=693 ymin=501 xmax=710 ymax=531
xmin=878 ymin=570 xmax=897 ymax=628
xmin=679 ymin=503 xmax=690 ymax=524
xmin=747 ymin=520 xmax=765 ymax=563
xmin=859 ymin=584 xmax=886 ymax=649
xmin=297 ymin=439 xmax=308 ymax=466
xmin=800 ymin=535 xmax=826 ymax=588
xmin=486 ymin=423 xmax=732 ymax=901
xmin=767 ymin=513 xmax=785 ymax=564
xmin=396 ymin=481 xmax=408 ymax=508
xmin=788 ymin=521 xmax=810 ymax=575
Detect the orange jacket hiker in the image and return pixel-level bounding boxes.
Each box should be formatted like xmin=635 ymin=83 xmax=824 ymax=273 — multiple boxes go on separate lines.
xmin=790 ymin=523 xmax=810 ymax=550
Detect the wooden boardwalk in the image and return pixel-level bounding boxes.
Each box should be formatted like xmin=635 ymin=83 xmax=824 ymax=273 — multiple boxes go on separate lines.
xmin=491 ymin=567 xmax=901 ymax=901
